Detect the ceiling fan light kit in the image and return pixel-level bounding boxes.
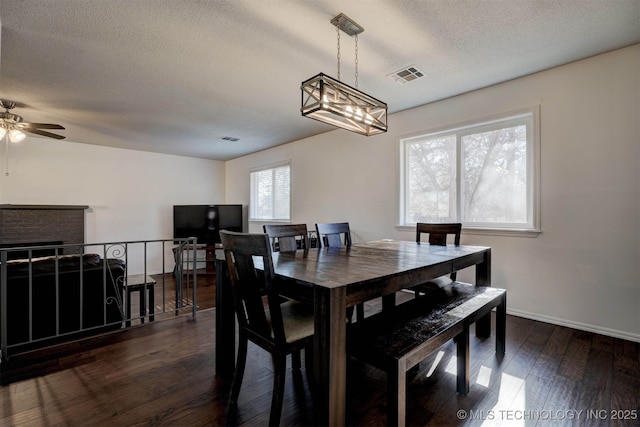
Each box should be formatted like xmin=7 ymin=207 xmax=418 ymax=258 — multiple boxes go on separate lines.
xmin=0 ymin=100 xmax=66 ymax=176
xmin=8 ymin=129 xmax=26 ymax=142
xmin=0 ymin=100 xmax=66 ymax=142
xmin=300 ymin=13 xmax=387 ymax=136
xmin=0 ymin=108 xmax=26 ymax=142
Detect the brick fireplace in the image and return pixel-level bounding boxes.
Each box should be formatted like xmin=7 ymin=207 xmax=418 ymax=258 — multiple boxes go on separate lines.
xmin=0 ymin=204 xmax=88 ymax=250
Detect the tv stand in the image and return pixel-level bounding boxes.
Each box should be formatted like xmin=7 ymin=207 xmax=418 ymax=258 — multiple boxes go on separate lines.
xmin=174 ymin=245 xmax=218 ymax=275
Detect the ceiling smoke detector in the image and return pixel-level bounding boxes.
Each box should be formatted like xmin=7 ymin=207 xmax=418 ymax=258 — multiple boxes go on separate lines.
xmin=388 ymin=66 xmax=425 ymax=84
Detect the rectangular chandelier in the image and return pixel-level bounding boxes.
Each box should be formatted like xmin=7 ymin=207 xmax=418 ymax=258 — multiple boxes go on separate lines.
xmin=301 ymin=73 xmax=387 ymax=136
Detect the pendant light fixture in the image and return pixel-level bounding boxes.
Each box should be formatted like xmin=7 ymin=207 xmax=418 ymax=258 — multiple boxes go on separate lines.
xmin=301 ymin=13 xmax=387 ymax=136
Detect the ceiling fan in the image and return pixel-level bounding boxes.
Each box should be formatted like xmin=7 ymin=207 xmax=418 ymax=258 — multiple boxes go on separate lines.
xmin=0 ymin=99 xmax=65 ymax=141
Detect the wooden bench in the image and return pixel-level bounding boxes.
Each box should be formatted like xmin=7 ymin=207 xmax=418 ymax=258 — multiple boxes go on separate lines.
xmin=347 ymin=283 xmax=506 ymax=427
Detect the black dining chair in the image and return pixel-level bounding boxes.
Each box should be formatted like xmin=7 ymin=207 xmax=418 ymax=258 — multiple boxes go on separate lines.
xmin=315 ymin=222 xmax=365 ymax=322
xmin=220 ymin=230 xmax=315 ymax=427
xmin=413 ymin=222 xmax=462 ymax=296
xmin=263 ymin=224 xmax=310 ymax=252
xmin=315 ymin=222 xmax=352 ymax=248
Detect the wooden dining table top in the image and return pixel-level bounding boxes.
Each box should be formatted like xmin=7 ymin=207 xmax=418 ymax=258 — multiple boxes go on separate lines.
xmin=261 ymin=240 xmax=490 ymax=305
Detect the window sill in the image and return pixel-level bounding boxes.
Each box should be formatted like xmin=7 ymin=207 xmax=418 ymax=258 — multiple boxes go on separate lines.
xmin=395 ymin=224 xmax=541 ymax=238
xmin=462 ymin=227 xmax=541 ymax=238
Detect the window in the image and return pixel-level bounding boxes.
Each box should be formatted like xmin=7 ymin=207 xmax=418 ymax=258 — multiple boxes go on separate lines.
xmin=250 ymin=161 xmax=291 ymax=221
xmin=400 ymin=107 xmax=540 ymax=234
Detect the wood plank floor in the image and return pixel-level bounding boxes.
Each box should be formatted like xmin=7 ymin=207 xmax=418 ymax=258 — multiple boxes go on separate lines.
xmin=0 ymin=295 xmax=638 ymax=426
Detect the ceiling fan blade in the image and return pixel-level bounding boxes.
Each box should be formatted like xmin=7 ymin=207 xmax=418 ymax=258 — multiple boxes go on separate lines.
xmin=25 ymin=128 xmax=66 ymax=140
xmin=0 ymin=103 xmax=66 ymax=139
xmin=24 ymin=123 xmax=65 ymax=130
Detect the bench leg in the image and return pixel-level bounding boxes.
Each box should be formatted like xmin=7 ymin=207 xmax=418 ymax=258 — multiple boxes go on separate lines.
xmin=476 ymin=313 xmax=491 ymax=338
xmin=496 ymin=294 xmax=506 ymax=357
xmin=388 ymin=362 xmax=405 ymax=427
xmin=456 ymin=325 xmax=470 ymax=395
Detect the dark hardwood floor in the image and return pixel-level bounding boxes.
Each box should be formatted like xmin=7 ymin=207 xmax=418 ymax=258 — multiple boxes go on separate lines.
xmin=0 ymin=286 xmax=638 ymax=426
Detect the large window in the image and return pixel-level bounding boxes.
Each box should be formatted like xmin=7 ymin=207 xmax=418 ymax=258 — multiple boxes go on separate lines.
xmin=250 ymin=161 xmax=291 ymax=221
xmin=400 ymin=107 xmax=540 ymax=234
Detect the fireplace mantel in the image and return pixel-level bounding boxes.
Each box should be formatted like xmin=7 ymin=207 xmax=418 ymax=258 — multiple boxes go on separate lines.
xmin=0 ymin=204 xmax=89 ymax=210
xmin=0 ymin=205 xmax=88 ymax=248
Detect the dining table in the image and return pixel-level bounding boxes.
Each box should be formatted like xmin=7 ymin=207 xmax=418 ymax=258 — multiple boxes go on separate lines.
xmin=215 ymin=239 xmax=491 ymax=426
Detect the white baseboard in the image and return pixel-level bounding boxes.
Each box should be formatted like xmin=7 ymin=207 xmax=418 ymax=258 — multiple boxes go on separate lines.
xmin=507 ymin=308 xmax=640 ymax=343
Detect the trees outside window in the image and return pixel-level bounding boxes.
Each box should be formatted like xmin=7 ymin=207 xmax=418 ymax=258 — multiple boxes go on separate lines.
xmin=401 ymin=107 xmax=539 ymax=233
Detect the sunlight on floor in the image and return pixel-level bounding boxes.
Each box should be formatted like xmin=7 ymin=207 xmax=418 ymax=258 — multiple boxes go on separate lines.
xmin=475 ymin=365 xmax=492 ymax=388
xmin=427 ymin=351 xmax=499 ymax=388
xmin=424 ymin=354 xmax=530 ymax=426
xmin=444 ymin=354 xmax=457 ymax=375
xmin=480 ymin=372 xmax=526 ymax=427
xmin=425 ymin=351 xmax=445 ymax=377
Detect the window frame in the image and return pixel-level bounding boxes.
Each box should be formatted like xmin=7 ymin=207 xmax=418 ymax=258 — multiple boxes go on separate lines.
xmin=249 ymin=160 xmax=292 ymax=223
xmin=399 ymin=106 xmax=541 ymax=237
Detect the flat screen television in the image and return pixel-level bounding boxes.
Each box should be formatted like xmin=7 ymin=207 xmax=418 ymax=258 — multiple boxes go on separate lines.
xmin=173 ymin=204 xmax=242 ymax=245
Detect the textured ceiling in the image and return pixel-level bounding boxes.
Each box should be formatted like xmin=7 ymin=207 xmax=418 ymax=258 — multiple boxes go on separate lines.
xmin=0 ymin=0 xmax=638 ymax=160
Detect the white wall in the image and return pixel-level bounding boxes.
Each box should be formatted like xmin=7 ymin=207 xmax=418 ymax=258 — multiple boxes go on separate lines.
xmin=0 ymin=139 xmax=225 ymax=273
xmin=226 ymin=45 xmax=640 ymax=342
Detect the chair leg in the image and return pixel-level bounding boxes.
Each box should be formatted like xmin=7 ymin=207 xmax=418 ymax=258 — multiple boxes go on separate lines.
xmin=304 ymin=344 xmax=314 ymax=389
xmin=356 ymin=303 xmax=365 ymax=322
xmin=346 ymin=306 xmax=355 ymax=324
xmin=292 ymin=350 xmax=301 ymax=370
xmin=229 ymin=333 xmax=248 ymax=407
xmin=269 ymin=353 xmax=287 ymax=427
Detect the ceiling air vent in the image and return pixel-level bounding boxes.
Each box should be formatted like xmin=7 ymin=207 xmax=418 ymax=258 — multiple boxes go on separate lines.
xmin=388 ymin=66 xmax=425 ymax=84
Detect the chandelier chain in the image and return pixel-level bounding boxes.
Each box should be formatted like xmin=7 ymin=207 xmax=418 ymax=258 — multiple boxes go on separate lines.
xmin=354 ymin=34 xmax=359 ymax=88
xmin=336 ymin=25 xmax=341 ymax=81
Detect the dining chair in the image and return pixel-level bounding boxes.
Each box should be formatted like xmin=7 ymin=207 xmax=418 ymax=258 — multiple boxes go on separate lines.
xmin=315 ymin=222 xmax=352 ymax=248
xmin=220 ymin=230 xmax=315 ymax=427
xmin=413 ymin=222 xmax=462 ymax=296
xmin=315 ymin=222 xmax=364 ymax=322
xmin=263 ymin=224 xmax=310 ymax=252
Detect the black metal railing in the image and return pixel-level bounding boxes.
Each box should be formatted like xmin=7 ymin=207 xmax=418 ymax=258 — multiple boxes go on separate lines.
xmin=0 ymin=238 xmax=200 ymax=362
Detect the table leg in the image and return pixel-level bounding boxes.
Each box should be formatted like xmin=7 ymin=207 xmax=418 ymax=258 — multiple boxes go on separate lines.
xmin=475 ymin=249 xmax=492 ymax=337
xmin=314 ymin=286 xmax=346 ymax=426
xmin=215 ymin=258 xmax=236 ymax=377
